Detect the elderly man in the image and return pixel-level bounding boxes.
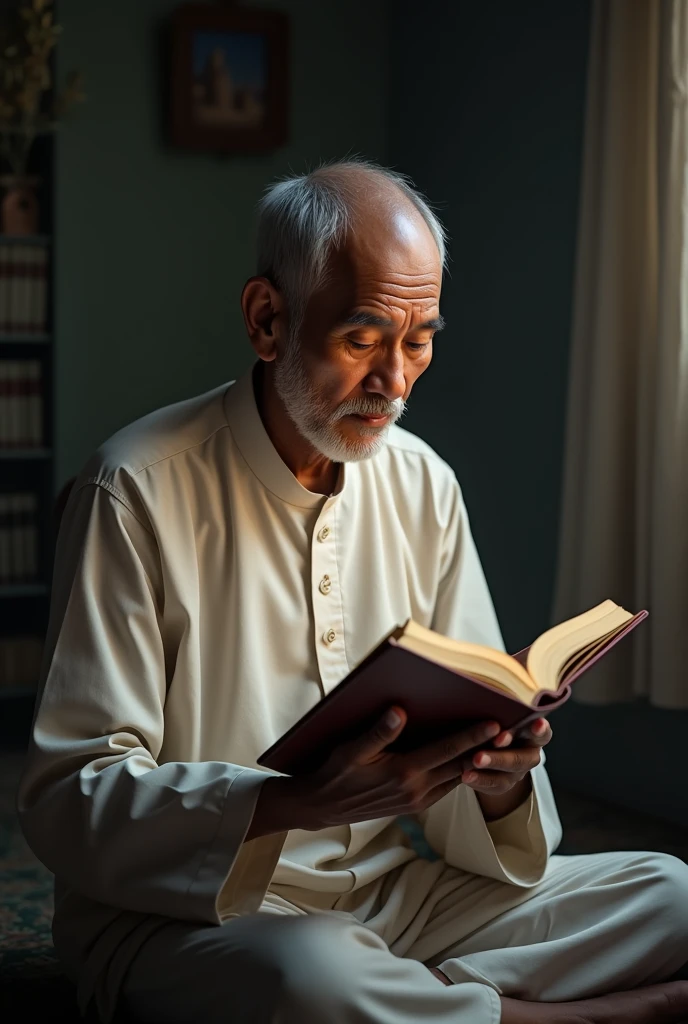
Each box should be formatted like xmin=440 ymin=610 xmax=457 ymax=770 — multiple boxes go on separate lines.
xmin=18 ymin=160 xmax=688 ymax=1024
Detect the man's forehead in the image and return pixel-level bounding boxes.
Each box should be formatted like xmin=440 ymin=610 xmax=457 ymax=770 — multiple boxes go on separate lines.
xmin=335 ymin=309 xmax=445 ymax=331
xmin=309 ymin=237 xmax=443 ymax=323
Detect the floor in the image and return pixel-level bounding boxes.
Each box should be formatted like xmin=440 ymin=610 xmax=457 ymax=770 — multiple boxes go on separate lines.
xmin=552 ymin=788 xmax=688 ymax=860
xmin=2 ymin=749 xmax=688 ymax=1020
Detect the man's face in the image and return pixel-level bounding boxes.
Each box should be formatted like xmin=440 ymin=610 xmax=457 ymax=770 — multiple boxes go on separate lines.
xmin=273 ymin=203 xmax=443 ymax=463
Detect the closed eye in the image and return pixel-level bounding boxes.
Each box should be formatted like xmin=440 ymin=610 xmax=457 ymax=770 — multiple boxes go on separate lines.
xmin=348 ymin=338 xmax=434 ymax=350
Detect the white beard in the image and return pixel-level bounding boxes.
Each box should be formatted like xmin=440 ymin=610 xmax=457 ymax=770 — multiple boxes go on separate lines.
xmin=273 ymin=340 xmax=406 ymax=463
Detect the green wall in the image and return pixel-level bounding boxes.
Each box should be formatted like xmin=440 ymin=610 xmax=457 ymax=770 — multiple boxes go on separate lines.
xmin=388 ymin=0 xmax=592 ymax=655
xmin=55 ymin=0 xmax=388 ymax=485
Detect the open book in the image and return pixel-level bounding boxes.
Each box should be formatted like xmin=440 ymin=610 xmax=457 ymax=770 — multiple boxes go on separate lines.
xmin=258 ymin=600 xmax=648 ymax=775
xmin=397 ymin=599 xmax=643 ymax=705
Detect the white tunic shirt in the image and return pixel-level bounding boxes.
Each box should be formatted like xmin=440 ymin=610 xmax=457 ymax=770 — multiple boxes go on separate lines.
xmin=17 ymin=365 xmax=562 ymax=1014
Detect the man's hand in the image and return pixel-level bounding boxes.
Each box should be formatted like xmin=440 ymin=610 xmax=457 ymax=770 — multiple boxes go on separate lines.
xmin=246 ymin=708 xmax=504 ymax=841
xmin=460 ymin=718 xmax=553 ymax=821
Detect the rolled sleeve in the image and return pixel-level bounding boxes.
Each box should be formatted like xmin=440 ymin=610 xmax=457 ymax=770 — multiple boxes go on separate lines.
xmin=198 ymin=768 xmax=287 ymax=920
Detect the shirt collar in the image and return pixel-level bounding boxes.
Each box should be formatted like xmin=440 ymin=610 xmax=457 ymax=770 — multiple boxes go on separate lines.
xmin=223 ymin=362 xmax=347 ymax=510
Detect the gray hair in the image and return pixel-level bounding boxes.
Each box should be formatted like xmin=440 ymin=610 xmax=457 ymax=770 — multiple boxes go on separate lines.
xmin=256 ymin=157 xmax=447 ymax=334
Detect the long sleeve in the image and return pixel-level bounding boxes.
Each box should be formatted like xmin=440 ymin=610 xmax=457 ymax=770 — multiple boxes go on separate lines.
xmin=420 ymin=479 xmax=563 ymax=885
xmin=16 ymin=481 xmax=286 ymax=924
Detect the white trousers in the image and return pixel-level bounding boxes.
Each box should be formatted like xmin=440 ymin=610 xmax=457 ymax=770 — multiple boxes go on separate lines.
xmin=114 ymin=850 xmax=688 ymax=1024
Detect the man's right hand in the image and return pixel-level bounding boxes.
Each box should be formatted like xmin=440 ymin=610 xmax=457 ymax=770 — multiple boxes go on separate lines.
xmin=245 ymin=708 xmax=502 ymax=841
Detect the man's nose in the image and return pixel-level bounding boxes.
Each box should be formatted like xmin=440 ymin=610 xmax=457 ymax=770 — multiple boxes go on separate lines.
xmin=363 ymin=350 xmax=406 ymax=402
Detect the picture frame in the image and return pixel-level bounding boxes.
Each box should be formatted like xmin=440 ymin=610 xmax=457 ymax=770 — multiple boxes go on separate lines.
xmin=168 ymin=3 xmax=289 ymax=155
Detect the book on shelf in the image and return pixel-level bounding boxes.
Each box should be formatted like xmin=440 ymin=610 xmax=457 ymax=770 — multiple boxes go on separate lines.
xmin=0 ymin=240 xmax=49 ymax=336
xmin=0 ymin=358 xmax=44 ymax=447
xmin=0 ymin=492 xmax=39 ymax=584
xmin=258 ymin=599 xmax=648 ymax=775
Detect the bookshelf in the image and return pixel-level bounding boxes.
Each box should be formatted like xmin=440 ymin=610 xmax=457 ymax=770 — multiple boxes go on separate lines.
xmin=0 ymin=448 xmax=52 ymax=459
xmin=0 ymin=334 xmax=51 ymax=344
xmin=1 ymin=685 xmax=38 ymax=699
xmin=0 ymin=137 xmax=55 ymax=708
xmin=0 ymin=583 xmax=49 ymax=598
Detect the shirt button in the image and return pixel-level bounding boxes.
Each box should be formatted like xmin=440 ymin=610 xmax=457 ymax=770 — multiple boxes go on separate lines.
xmin=319 ymin=575 xmax=332 ymax=595
xmin=323 ymin=628 xmax=337 ymax=645
xmin=317 ymin=526 xmax=331 ymax=542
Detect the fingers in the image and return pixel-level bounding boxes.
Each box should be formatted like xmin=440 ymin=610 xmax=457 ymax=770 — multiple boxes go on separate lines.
xmin=470 ymin=746 xmax=542 ymax=774
xmin=493 ymin=718 xmax=552 ymax=750
xmin=345 ymin=706 xmax=408 ymax=765
xmin=518 ymin=718 xmax=552 ymax=746
xmin=406 ymin=720 xmax=501 ymax=773
xmin=462 ymin=768 xmax=530 ymax=793
xmin=425 ymin=756 xmax=467 ymax=790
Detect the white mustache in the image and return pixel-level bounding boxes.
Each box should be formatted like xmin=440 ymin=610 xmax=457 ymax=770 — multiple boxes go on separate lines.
xmin=333 ymin=397 xmax=405 ymax=421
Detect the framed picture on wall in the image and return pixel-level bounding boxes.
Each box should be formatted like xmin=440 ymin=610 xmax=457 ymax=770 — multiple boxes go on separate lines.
xmin=168 ymin=3 xmax=289 ymax=154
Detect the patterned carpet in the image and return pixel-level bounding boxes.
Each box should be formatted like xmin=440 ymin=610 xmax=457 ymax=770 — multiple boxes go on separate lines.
xmin=1 ymin=758 xmax=55 ymax=975
xmin=2 ymin=749 xmax=687 ymax=1021
xmin=0 ymin=752 xmax=80 ymax=1018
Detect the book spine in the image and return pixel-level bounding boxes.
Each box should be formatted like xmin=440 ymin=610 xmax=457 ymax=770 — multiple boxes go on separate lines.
xmin=17 ymin=493 xmax=31 ymax=581
xmin=21 ymin=359 xmax=31 ymax=447
xmin=13 ymin=246 xmax=24 ymax=335
xmin=25 ymin=492 xmax=38 ymax=580
xmin=37 ymin=245 xmax=48 ymax=334
xmin=20 ymin=245 xmax=30 ymax=335
xmin=0 ymin=494 xmax=10 ymax=584
xmin=8 ymin=248 xmax=16 ymax=334
xmin=9 ymin=492 xmax=23 ymax=581
xmin=16 ymin=246 xmax=24 ymax=334
xmin=0 ymin=243 xmax=9 ymax=334
xmin=14 ymin=492 xmax=26 ymax=582
xmin=27 ymin=247 xmax=36 ymax=333
xmin=8 ymin=360 xmax=22 ymax=446
xmin=0 ymin=361 xmax=8 ymax=446
xmin=18 ymin=360 xmax=29 ymax=447
xmin=13 ymin=359 xmax=23 ymax=447
xmin=28 ymin=359 xmax=42 ymax=446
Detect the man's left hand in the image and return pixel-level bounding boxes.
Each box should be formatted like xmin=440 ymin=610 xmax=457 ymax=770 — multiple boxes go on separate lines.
xmin=461 ymin=717 xmax=553 ymax=795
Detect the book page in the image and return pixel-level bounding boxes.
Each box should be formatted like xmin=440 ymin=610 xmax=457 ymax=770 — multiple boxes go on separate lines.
xmin=526 ymin=601 xmax=634 ymax=691
xmin=397 ymin=623 xmax=537 ymax=704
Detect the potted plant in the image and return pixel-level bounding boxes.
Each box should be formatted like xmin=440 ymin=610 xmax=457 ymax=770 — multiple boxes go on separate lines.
xmin=0 ymin=0 xmax=83 ymax=235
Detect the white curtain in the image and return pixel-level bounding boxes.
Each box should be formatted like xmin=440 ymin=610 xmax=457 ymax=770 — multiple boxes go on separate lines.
xmin=553 ymin=0 xmax=688 ymax=708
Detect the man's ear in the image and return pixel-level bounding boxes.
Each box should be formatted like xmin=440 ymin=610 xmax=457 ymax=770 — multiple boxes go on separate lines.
xmin=241 ymin=277 xmax=287 ymax=362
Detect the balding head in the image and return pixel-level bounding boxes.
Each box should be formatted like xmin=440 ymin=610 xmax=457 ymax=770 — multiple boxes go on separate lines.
xmin=256 ymin=158 xmax=447 ymax=334
xmin=307 ymin=161 xmax=432 ymax=232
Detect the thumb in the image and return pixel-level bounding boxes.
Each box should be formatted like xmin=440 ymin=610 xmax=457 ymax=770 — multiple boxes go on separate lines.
xmin=344 ymin=706 xmax=407 ymax=765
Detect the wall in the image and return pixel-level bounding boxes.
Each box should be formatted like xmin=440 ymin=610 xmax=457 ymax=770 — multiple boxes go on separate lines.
xmin=389 ymin=0 xmax=688 ymax=829
xmin=389 ymin=0 xmax=592 ymax=655
xmin=55 ymin=0 xmax=388 ymax=485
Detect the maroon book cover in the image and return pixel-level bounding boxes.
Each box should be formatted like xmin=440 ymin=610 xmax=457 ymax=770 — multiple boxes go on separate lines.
xmin=258 ymin=610 xmax=649 ymax=775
